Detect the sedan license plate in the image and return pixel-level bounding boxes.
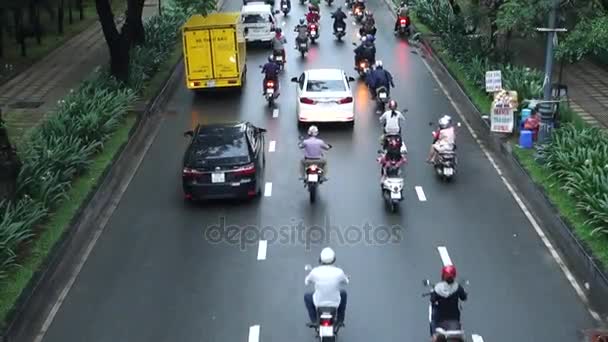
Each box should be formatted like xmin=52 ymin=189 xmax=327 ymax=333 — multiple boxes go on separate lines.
xmin=319 ymin=326 xmax=333 ymax=337
xmin=308 ymin=174 xmax=319 ymax=182
xmin=211 ymin=172 xmax=225 ymax=183
xmin=390 ymin=191 xmax=401 ymax=199
xmin=379 ymin=93 xmax=387 ymax=99
xmin=443 ymin=167 xmax=453 ymax=176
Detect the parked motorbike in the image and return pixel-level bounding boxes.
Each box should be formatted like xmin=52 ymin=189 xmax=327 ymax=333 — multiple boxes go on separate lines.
xmin=305 ymin=264 xmax=343 ymax=341
xmin=308 ymin=23 xmax=320 ymax=43
xmin=376 ymin=86 xmax=389 ymax=112
xmin=377 ymin=152 xmax=405 ymax=212
xmin=396 ymin=16 xmax=411 ymax=36
xmin=422 ymin=279 xmax=466 ymax=342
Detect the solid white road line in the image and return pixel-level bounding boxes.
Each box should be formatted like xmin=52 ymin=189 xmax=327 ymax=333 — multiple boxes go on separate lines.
xmin=249 ymin=325 xmax=260 ymax=342
xmin=415 ymin=186 xmax=427 ymax=201
xmin=272 ymin=109 xmax=279 ymax=118
xmin=472 ymin=334 xmax=484 ymax=342
xmin=269 ymin=140 xmax=276 ymax=152
xmin=437 ymin=246 xmax=453 ymax=266
xmin=257 ymin=240 xmax=267 ymax=260
xmin=264 ymin=182 xmax=272 ymax=197
xmin=419 ymin=47 xmax=602 ymax=322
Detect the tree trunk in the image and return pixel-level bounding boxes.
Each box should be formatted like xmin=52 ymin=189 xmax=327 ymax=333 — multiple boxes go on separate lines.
xmin=127 ymin=0 xmax=145 ymax=45
xmin=69 ymin=0 xmax=73 ymax=24
xmin=57 ymin=0 xmax=64 ymax=34
xmin=78 ymin=0 xmax=83 ymax=20
xmin=15 ymin=8 xmax=27 ymax=57
xmin=0 ymin=9 xmax=4 ymax=58
xmin=0 ymin=110 xmax=21 ymax=203
xmin=96 ymin=0 xmax=131 ymax=82
xmin=32 ymin=2 xmax=41 ymax=44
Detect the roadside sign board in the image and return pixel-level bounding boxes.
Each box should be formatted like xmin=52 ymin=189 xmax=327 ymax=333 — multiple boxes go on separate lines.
xmin=485 ymin=70 xmax=502 ymax=92
xmin=491 ymin=102 xmax=514 ymax=133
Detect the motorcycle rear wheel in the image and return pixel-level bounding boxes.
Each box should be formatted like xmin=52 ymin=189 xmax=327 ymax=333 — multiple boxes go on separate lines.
xmin=309 ymin=184 xmax=317 ymax=203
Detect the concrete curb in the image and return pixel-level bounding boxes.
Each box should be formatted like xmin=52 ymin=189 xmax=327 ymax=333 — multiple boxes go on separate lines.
xmin=381 ymin=0 xmax=608 ymax=321
xmin=0 ymin=50 xmax=185 ymax=342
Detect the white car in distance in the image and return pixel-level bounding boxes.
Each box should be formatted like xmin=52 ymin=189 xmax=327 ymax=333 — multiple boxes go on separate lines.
xmin=291 ymin=69 xmax=356 ymax=125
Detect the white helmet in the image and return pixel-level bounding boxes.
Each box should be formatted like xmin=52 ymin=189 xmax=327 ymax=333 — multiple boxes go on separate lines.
xmin=375 ymin=60 xmax=383 ymax=68
xmin=308 ymin=125 xmax=319 ymax=136
xmin=438 ymin=115 xmax=452 ymax=129
xmin=319 ymin=247 xmax=336 ymax=264
xmin=361 ymin=35 xmax=367 ymax=42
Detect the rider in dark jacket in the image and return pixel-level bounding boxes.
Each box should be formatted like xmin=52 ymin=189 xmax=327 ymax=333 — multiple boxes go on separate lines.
xmin=354 ymin=35 xmax=375 ymax=67
xmin=368 ymin=60 xmax=394 ymax=98
xmin=429 ymin=265 xmax=468 ymax=337
xmin=331 ymin=7 xmax=347 ymax=32
xmin=261 ymin=55 xmax=280 ymax=94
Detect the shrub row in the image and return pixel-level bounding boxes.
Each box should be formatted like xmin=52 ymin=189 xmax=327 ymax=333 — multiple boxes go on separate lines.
xmin=0 ymin=4 xmax=192 ymax=280
xmin=410 ymin=0 xmax=608 ymax=237
xmin=411 ymin=0 xmax=544 ymax=107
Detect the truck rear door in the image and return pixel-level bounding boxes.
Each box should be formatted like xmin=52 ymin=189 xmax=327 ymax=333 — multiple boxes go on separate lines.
xmin=184 ymin=29 xmax=213 ymax=80
xmin=210 ymin=28 xmax=239 ymax=79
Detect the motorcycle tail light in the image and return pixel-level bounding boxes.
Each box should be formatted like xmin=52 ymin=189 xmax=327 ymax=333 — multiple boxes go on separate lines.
xmin=320 ymin=319 xmax=332 ymax=326
xmin=266 ymin=81 xmax=274 ymax=88
xmin=400 ymin=18 xmax=406 ymax=24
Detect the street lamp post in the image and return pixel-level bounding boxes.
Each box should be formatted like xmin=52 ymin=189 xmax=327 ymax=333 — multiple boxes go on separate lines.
xmin=158 ymin=0 xmax=162 ymax=16
xmin=536 ymin=0 xmax=566 ymax=144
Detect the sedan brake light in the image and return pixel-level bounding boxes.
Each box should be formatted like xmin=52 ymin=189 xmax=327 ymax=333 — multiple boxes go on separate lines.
xmin=300 ymin=97 xmax=316 ymax=104
xmin=183 ymin=167 xmax=203 ymax=178
xmin=233 ymin=163 xmax=256 ymax=176
xmin=337 ymin=97 xmax=353 ymax=104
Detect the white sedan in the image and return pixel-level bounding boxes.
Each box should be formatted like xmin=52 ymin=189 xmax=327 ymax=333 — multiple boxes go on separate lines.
xmin=290 ymin=69 xmax=356 ymax=124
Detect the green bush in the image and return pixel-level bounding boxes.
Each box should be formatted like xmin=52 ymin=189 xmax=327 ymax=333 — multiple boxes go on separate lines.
xmin=537 ymin=124 xmax=608 ymax=235
xmin=0 ymin=4 xmax=191 ymax=281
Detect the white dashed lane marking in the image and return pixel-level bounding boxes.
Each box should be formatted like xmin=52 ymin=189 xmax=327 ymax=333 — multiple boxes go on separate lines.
xmin=415 ymin=186 xmax=427 ymax=201
xmin=272 ymin=109 xmax=279 ymax=118
xmin=437 ymin=246 xmax=453 ymax=266
xmin=472 ymin=334 xmax=484 ymax=342
xmin=269 ymin=140 xmax=276 ymax=152
xmin=257 ymin=240 xmax=267 ymax=260
xmin=248 ymin=325 xmax=260 ymax=342
xmin=264 ymin=182 xmax=272 ymax=197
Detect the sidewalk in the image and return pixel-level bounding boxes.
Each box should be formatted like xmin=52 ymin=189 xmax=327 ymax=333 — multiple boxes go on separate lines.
xmin=511 ymin=38 xmax=608 ymax=129
xmin=0 ymin=0 xmax=159 ymax=143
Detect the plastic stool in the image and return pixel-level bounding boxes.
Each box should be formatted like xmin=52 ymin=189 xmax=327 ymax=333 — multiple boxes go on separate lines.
xmin=519 ymin=130 xmax=533 ymax=149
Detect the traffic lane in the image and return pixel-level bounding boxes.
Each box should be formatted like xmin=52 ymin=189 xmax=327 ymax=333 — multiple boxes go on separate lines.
xmin=40 ymin=43 xmax=290 ymax=341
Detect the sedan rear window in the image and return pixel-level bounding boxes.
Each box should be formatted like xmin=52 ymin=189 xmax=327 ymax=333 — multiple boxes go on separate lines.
xmin=242 ymin=14 xmax=271 ymax=23
xmin=306 ymin=79 xmax=346 ymax=92
xmin=191 ymin=134 xmax=250 ymax=166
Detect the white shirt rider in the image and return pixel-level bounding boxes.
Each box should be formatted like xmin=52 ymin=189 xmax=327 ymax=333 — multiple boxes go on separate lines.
xmin=305 ymin=264 xmax=349 ymax=307
xmin=379 ymin=109 xmax=405 ymax=134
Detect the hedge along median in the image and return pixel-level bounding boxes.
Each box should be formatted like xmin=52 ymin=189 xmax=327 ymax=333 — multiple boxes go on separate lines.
xmin=406 ymin=0 xmax=608 ymax=272
xmin=0 ymin=3 xmax=193 ymax=326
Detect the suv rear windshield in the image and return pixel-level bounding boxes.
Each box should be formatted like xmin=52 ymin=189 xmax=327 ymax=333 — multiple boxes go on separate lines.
xmin=191 ymin=132 xmax=250 ymax=166
xmin=242 ymin=14 xmax=271 ymax=23
xmin=306 ymin=79 xmax=346 ymax=92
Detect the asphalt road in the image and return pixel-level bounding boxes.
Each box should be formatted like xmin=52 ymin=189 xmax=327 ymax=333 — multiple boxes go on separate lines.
xmin=39 ymin=0 xmax=596 ymax=341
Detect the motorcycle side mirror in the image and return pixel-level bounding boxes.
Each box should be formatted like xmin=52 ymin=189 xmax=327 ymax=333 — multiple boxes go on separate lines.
xmin=305 ymin=264 xmax=312 ymax=271
xmin=257 ymin=127 xmax=267 ymax=133
xmin=347 ymin=76 xmax=355 ymax=82
xmin=352 ymin=42 xmax=357 ymax=46
xmin=291 ymin=77 xmax=298 ymax=82
xmin=457 ymin=122 xmax=462 ymax=127
xmin=183 ymin=130 xmax=194 ymax=137
xmin=423 ymin=279 xmax=430 ymax=286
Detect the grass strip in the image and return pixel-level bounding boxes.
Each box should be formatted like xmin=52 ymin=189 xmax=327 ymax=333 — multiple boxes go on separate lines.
xmin=0 ymin=42 xmax=183 ymax=327
xmin=409 ymin=16 xmax=608 ymax=271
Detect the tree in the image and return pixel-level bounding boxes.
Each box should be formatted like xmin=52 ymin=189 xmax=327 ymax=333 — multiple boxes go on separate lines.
xmin=0 ymin=110 xmax=21 ymax=203
xmin=95 ymin=0 xmax=145 ymax=82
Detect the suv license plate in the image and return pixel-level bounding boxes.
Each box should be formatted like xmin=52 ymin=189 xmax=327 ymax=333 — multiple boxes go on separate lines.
xmin=211 ymin=172 xmax=225 ymax=183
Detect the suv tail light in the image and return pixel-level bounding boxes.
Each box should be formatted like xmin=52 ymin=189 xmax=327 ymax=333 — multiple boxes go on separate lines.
xmin=233 ymin=163 xmax=256 ymax=176
xmin=300 ymin=97 xmax=315 ymax=104
xmin=337 ymin=97 xmax=353 ymax=104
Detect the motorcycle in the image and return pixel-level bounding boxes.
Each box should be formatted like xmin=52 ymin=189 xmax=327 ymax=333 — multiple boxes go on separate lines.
xmin=358 ymin=24 xmax=376 ymax=38
xmin=396 ymin=16 xmax=411 ymax=36
xmin=355 ymin=58 xmax=370 ymax=78
xmin=429 ymin=122 xmax=461 ymax=181
xmin=308 ymin=23 xmax=320 ymax=43
xmin=281 ymin=0 xmax=290 ymax=14
xmin=333 ymin=25 xmax=346 ymax=40
xmin=297 ymin=38 xmax=309 ymax=57
xmin=422 ymin=279 xmax=466 ymax=342
xmin=273 ymin=50 xmax=285 ymax=71
xmin=377 ymin=152 xmax=405 ymax=212
xmin=299 ymin=139 xmax=332 ymax=204
xmin=376 ymin=86 xmax=389 ymax=112
xmin=304 ymin=264 xmax=344 ymax=341
xmin=353 ymin=6 xmax=364 ymax=22
xmin=264 ymin=79 xmax=278 ymax=106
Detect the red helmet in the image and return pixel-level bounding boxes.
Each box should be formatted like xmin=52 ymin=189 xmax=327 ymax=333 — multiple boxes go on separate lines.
xmin=441 ymin=265 xmax=457 ymax=281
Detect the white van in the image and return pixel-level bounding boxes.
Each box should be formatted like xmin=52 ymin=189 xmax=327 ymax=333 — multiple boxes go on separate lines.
xmin=240 ymin=2 xmax=277 ymax=45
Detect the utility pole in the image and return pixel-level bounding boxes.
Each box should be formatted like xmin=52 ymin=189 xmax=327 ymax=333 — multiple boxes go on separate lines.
xmin=536 ymin=0 xmax=566 ymax=144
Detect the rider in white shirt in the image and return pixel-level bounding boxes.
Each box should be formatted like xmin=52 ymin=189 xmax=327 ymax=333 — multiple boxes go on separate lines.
xmin=304 ymin=247 xmax=349 ymax=327
xmin=379 ymin=100 xmax=405 ymax=135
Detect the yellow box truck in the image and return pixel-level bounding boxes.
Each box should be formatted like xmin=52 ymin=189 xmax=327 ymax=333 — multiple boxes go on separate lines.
xmin=182 ymin=13 xmax=247 ymax=90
